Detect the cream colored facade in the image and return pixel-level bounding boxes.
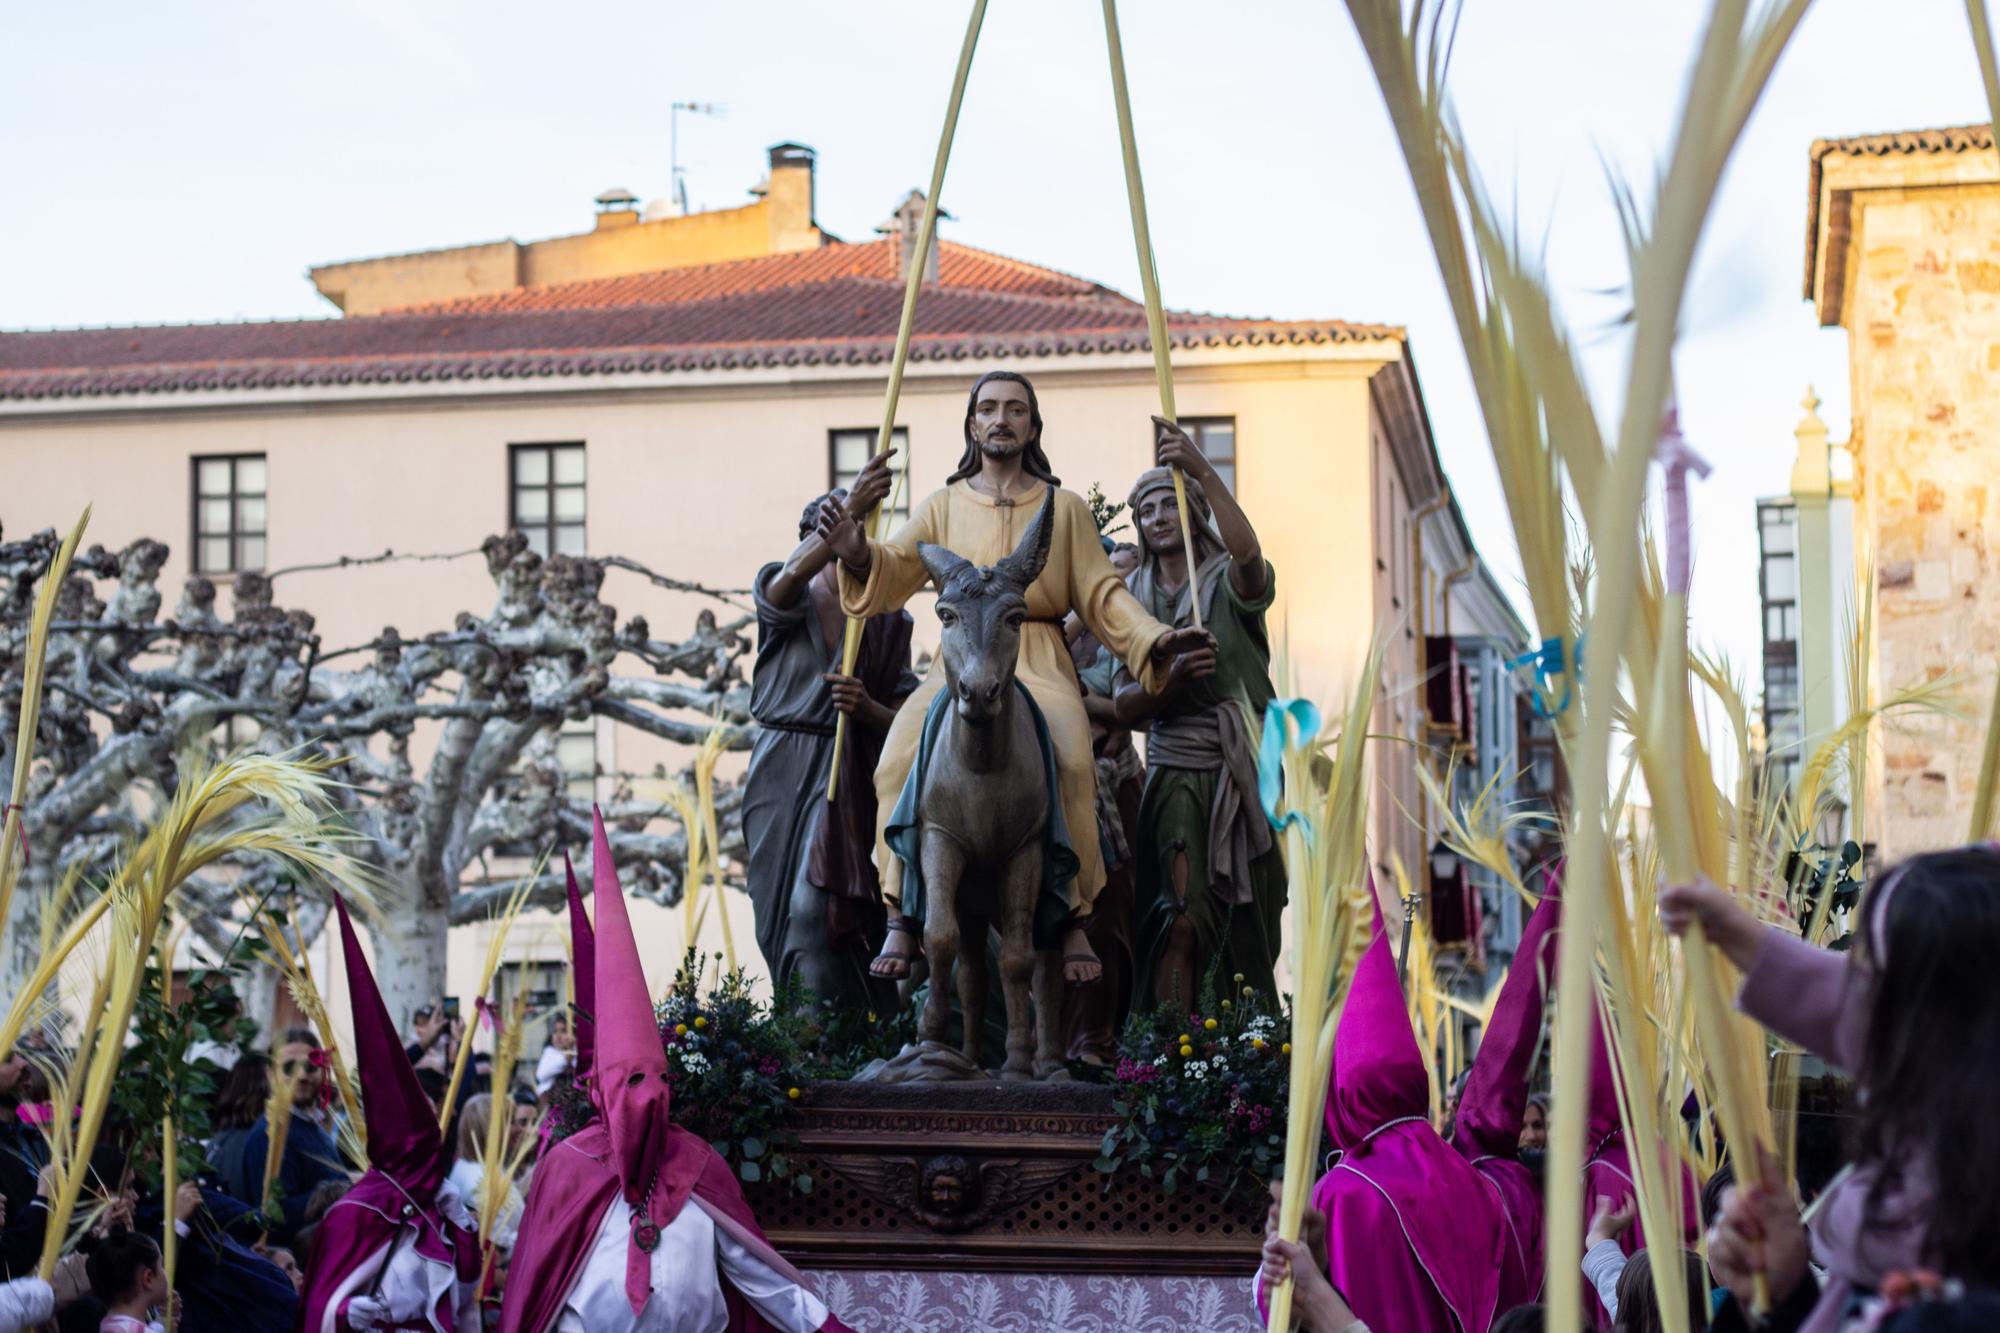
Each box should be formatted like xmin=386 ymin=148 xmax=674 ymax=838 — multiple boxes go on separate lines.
xmin=2 ymin=151 xmax=1524 ymax=1046
xmin=1806 ymin=124 xmax=2000 ymax=860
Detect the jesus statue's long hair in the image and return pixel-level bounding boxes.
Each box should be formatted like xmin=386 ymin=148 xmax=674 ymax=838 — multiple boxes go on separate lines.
xmin=946 ymin=371 xmax=1062 ymax=486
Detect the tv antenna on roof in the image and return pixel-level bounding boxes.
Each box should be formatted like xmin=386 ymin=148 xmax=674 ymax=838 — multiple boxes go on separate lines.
xmin=671 ymin=101 xmax=726 ymax=214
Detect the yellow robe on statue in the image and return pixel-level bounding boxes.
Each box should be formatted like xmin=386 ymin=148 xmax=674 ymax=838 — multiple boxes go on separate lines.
xmin=839 ymin=479 xmax=1172 ymax=916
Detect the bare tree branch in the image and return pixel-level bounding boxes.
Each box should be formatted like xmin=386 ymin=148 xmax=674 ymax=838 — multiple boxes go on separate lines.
xmin=0 ymin=526 xmax=758 ymax=1013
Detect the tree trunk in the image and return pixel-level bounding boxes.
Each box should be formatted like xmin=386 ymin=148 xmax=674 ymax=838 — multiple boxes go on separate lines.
xmin=237 ymin=962 xmax=280 ymax=1047
xmin=0 ymin=877 xmax=44 ymax=1020
xmin=374 ymin=881 xmax=450 ymax=1030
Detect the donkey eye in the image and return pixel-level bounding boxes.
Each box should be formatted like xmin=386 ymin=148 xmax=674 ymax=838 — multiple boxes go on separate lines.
xmin=1005 ymin=611 xmax=1026 ymax=629
xmin=938 ymin=607 xmax=958 ymax=627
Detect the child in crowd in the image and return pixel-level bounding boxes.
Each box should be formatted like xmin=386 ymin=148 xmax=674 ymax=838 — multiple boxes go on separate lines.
xmin=85 ymin=1229 xmax=174 ymax=1333
xmin=1664 ymin=844 xmax=2000 ymax=1330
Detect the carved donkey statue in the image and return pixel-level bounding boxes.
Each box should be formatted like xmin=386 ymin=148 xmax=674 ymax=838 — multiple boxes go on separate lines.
xmin=908 ymin=490 xmax=1067 ymax=1081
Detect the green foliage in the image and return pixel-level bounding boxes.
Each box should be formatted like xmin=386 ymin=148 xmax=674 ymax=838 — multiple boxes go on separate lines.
xmin=1085 ymin=483 xmax=1131 ymax=540
xmin=543 ymin=951 xmax=915 ymax=1196
xmin=1095 ymin=968 xmax=1289 ymax=1207
xmin=109 ymin=930 xmax=262 ymax=1194
xmin=1787 ymin=838 xmax=1866 ymax=951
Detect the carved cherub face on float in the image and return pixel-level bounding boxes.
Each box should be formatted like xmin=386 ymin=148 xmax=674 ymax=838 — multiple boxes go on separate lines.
xmin=919 ymin=1155 xmax=975 ymax=1216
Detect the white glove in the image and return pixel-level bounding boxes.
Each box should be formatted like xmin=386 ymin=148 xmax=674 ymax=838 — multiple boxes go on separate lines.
xmin=344 ymin=1294 xmax=388 ymax=1331
xmin=434 ymin=1179 xmax=476 ymax=1231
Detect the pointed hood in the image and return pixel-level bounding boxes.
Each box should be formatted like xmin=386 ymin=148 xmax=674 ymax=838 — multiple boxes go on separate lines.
xmin=1307 ymin=883 xmax=1507 ymax=1333
xmin=1325 ymin=890 xmax=1431 ymax=1150
xmin=565 ymin=851 xmax=596 ymax=1079
xmin=334 ymin=894 xmax=447 ymax=1195
xmin=587 ymin=806 xmax=695 ymax=1314
xmin=1454 ymin=870 xmax=1563 ymax=1159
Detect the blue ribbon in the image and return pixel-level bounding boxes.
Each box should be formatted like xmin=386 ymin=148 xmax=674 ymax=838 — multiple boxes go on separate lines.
xmin=1508 ymin=632 xmax=1588 ymax=718
xmin=1258 ymin=697 xmax=1322 ymax=832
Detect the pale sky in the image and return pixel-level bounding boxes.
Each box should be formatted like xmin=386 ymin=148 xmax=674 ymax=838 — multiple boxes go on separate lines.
xmin=3 ymin=1 xmax=1991 ymax=691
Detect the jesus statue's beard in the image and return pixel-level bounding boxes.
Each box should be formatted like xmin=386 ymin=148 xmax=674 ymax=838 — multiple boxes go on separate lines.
xmin=980 ymin=433 xmax=1026 ymax=462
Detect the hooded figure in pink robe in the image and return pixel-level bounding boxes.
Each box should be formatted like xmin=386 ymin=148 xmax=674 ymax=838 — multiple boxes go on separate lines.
xmin=1582 ymin=1010 xmax=1700 ymax=1327
xmin=1285 ymin=900 xmax=1507 ymax=1333
xmin=498 ymin=809 xmax=853 ymax=1333
xmin=1451 ymin=875 xmax=1563 ymax=1310
xmin=301 ymin=895 xmax=483 ymax=1333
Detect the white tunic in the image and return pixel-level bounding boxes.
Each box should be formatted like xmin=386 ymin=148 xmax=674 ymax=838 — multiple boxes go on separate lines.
xmin=555 ymin=1198 xmax=827 ymax=1333
xmin=446 ymin=1158 xmax=524 ymax=1250
xmin=316 ymin=1227 xmax=472 ymax=1333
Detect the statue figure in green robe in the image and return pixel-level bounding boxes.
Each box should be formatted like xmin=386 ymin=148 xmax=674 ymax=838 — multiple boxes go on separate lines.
xmin=1114 ymin=420 xmax=1282 ymax=1011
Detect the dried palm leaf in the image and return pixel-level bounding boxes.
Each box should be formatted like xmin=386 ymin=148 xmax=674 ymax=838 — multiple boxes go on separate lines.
xmin=0 ymin=508 xmax=90 ymax=938
xmin=440 ymin=850 xmax=544 ymax=1129
xmin=1265 ymin=632 xmax=1385 ymax=1333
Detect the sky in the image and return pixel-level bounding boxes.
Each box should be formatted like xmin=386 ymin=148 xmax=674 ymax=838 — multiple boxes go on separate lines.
xmin=2 ymin=0 xmax=1992 ymax=687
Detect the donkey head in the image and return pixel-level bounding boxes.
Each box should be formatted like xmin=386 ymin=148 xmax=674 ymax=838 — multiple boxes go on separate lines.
xmin=918 ymin=490 xmax=1057 ymax=726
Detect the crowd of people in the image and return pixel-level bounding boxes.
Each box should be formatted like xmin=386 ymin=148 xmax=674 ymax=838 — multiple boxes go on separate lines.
xmin=1247 ymin=844 xmax=2000 ymax=1333
xmin=0 ymin=970 xmax=566 ymax=1331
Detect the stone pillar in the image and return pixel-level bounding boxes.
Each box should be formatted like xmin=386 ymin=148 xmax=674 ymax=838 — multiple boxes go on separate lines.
xmin=1788 ymin=388 xmax=1854 ymax=800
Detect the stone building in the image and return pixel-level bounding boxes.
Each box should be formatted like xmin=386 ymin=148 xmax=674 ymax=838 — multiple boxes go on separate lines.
xmin=1803 ymin=123 xmax=2000 ymax=857
xmin=0 ymin=142 xmax=1528 ymax=1028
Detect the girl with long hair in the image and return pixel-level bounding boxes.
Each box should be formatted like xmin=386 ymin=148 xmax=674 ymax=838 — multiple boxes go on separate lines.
xmin=1663 ymin=845 xmax=2000 ymax=1329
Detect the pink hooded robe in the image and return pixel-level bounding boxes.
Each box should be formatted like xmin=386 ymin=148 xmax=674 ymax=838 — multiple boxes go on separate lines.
xmin=498 ymin=810 xmax=852 ymax=1333
xmin=1277 ymin=903 xmax=1506 ymax=1333
xmin=1582 ymin=1011 xmax=1700 ymax=1328
xmin=1451 ymin=876 xmax=1563 ymax=1309
xmin=301 ymin=896 xmax=482 ymax=1333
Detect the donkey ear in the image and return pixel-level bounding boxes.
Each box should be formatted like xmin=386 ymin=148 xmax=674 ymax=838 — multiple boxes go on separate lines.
xmin=918 ymin=542 xmax=974 ymax=592
xmin=997 ymin=489 xmax=1058 ymax=589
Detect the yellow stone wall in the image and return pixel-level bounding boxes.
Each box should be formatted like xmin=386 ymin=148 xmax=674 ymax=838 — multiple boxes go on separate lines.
xmin=310 ymin=157 xmax=825 ymax=314
xmin=1833 ymin=173 xmax=2000 ymax=857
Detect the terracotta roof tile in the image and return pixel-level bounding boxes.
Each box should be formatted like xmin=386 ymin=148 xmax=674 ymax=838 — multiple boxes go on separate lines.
xmin=0 ymin=237 xmax=1399 ymax=402
xmin=388 ymin=239 xmax=1118 ymax=313
xmin=1804 ymin=122 xmax=1995 ymax=299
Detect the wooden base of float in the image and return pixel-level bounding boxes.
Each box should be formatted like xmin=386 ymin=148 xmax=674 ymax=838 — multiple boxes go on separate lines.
xmin=747 ymin=1081 xmax=1264 ymax=1275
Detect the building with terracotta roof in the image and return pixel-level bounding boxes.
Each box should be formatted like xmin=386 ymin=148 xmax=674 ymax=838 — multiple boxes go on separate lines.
xmin=0 ymin=141 xmax=1529 ymax=990
xmin=1782 ymin=123 xmax=2000 ymax=860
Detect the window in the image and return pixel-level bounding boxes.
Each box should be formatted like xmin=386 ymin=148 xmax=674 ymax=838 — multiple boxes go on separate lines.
xmin=557 ymin=717 xmax=597 ymax=800
xmin=829 ymin=428 xmax=910 ymax=531
xmin=1391 ymin=480 xmax=1405 ymax=612
xmin=1758 ymin=499 xmax=1802 ymax=790
xmin=1178 ymin=418 xmax=1238 ymax=493
xmin=192 ymin=454 xmax=267 ymax=574
xmin=511 ymin=444 xmax=586 ymax=557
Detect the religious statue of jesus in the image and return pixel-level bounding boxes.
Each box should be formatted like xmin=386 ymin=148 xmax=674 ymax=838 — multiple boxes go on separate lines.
xmin=817 ymin=371 xmax=1211 ymax=987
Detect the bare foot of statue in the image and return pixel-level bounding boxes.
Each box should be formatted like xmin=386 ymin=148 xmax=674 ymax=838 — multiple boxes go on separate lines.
xmin=871 ymin=922 xmax=921 ymax=980
xmin=1061 ymin=926 xmax=1102 ymax=986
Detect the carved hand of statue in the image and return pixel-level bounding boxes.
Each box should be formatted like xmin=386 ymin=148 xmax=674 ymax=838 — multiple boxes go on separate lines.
xmin=1150 ymin=626 xmax=1216 ymax=667
xmin=816 ymin=492 xmax=872 ymax=570
xmin=823 ymin=672 xmax=867 ymax=715
xmin=841 ymin=450 xmax=899 ymax=522
xmin=1161 ymin=644 xmax=1218 ymax=697
xmin=1152 ymin=416 xmax=1214 ymax=485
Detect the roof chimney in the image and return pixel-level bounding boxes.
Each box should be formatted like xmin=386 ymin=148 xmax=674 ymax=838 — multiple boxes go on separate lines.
xmin=594 ymin=187 xmax=640 ymax=231
xmin=763 ymin=142 xmax=819 ymax=252
xmin=876 ymin=189 xmax=948 ymax=284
